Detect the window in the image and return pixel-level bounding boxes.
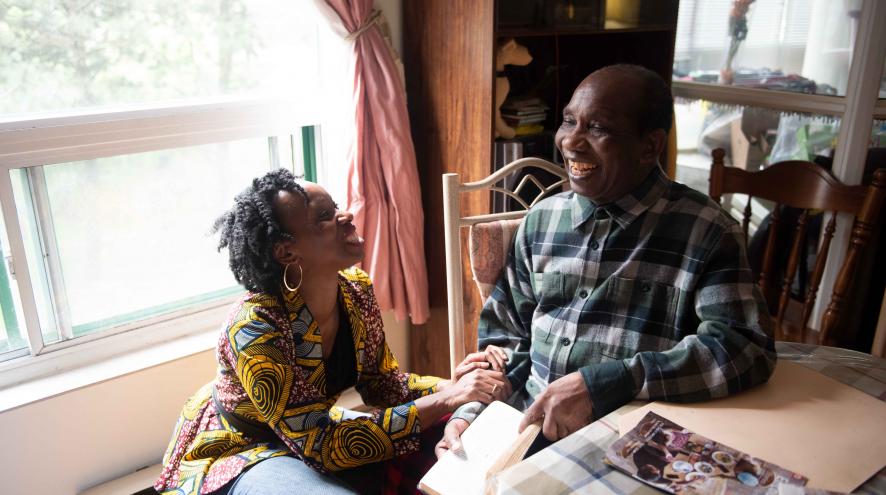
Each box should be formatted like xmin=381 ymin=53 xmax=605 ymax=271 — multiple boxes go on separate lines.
xmin=0 ymin=211 xmax=25 ymax=355
xmin=674 ymin=100 xmax=842 ymax=181
xmin=672 ymin=0 xmax=886 ymax=332
xmin=675 ymin=0 xmax=857 ymax=96
xmin=14 ymin=142 xmax=271 ymax=341
xmin=0 ymin=0 xmax=320 ymax=115
xmin=0 ymin=1 xmax=338 ymax=383
xmin=674 ymin=98 xmax=842 ymax=232
xmin=874 ymin=120 xmax=886 ymax=144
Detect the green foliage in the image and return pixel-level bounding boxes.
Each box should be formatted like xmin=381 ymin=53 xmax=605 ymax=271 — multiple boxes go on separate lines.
xmin=0 ymin=0 xmax=260 ymax=114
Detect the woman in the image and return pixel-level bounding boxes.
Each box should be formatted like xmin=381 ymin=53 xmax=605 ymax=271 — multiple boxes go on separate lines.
xmin=155 ymin=169 xmax=509 ymax=495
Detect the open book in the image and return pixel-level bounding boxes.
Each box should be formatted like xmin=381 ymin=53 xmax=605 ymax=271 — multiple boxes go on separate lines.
xmin=418 ymin=401 xmax=541 ymax=495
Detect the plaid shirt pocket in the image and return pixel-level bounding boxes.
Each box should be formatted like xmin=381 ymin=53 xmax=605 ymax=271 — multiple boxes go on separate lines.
xmin=533 ymin=272 xmax=579 ymax=306
xmin=533 ymin=271 xmax=583 ymax=332
xmin=602 ymin=277 xmax=679 ymax=358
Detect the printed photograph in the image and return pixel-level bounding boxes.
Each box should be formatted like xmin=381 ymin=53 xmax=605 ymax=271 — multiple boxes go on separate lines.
xmin=606 ymin=412 xmax=808 ymax=494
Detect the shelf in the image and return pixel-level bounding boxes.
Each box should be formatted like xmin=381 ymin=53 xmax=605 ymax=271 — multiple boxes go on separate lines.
xmin=672 ymin=81 xmax=846 ymax=117
xmin=496 ymin=23 xmax=674 ymax=38
xmin=495 ymin=131 xmax=556 ymax=140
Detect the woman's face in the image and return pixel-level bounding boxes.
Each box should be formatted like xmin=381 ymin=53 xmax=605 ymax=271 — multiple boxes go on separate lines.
xmin=273 ymin=183 xmax=364 ymax=275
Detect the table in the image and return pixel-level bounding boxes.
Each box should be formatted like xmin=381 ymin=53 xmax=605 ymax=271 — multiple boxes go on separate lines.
xmin=491 ymin=342 xmax=886 ymax=494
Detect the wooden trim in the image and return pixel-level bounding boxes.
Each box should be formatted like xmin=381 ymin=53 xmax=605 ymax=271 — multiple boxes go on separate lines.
xmin=813 ymin=0 xmax=886 ymax=333
xmin=405 ymin=0 xmax=495 ymax=377
xmin=672 ymin=81 xmax=845 ymax=116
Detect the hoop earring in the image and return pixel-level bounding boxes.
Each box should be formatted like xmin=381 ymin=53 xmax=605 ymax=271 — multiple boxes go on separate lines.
xmin=283 ymin=262 xmax=302 ymax=292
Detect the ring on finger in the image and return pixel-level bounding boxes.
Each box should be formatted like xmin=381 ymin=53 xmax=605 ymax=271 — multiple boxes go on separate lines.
xmin=492 ymin=384 xmax=498 ymax=394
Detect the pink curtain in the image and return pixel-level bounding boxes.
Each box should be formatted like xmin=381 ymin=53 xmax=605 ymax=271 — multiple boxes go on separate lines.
xmin=313 ymin=0 xmax=429 ymax=324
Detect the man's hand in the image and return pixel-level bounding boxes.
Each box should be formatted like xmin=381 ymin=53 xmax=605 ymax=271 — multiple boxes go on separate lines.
xmin=518 ymin=372 xmax=593 ymax=441
xmin=434 ymin=418 xmax=470 ymax=459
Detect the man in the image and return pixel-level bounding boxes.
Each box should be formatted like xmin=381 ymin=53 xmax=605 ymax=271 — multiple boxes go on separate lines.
xmin=436 ymin=64 xmax=776 ymax=456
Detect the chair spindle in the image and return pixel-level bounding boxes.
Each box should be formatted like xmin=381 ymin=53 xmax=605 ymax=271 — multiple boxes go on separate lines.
xmin=710 ymin=148 xmax=726 ymax=204
xmin=800 ymin=212 xmax=837 ymax=341
xmin=742 ymin=196 xmax=753 ymax=239
xmin=821 ymin=170 xmax=886 ymax=345
xmin=775 ymin=209 xmax=809 ymax=339
xmin=758 ymin=206 xmax=780 ymax=307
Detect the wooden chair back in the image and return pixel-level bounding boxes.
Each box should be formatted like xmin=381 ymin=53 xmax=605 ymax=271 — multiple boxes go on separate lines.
xmin=442 ymin=158 xmax=567 ymax=375
xmin=709 ymin=148 xmax=886 ymax=345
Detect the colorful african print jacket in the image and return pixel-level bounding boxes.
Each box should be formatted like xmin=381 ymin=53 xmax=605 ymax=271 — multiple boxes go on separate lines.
xmin=453 ymin=167 xmax=776 ymax=424
xmin=155 ymin=268 xmax=441 ymax=495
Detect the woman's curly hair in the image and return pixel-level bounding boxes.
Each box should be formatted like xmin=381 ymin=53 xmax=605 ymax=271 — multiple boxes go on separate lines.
xmin=212 ymin=168 xmax=308 ymax=295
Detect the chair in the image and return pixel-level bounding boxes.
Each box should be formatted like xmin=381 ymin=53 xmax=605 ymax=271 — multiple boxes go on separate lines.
xmin=709 ymin=148 xmax=886 ymax=346
xmin=442 ymin=158 xmax=568 ymax=375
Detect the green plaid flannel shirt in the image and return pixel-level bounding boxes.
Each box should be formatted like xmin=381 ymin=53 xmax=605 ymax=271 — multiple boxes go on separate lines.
xmin=453 ymin=167 xmax=776 ymax=424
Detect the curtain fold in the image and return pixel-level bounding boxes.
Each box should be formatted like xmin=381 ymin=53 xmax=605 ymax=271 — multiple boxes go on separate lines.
xmin=312 ymin=0 xmax=429 ymax=324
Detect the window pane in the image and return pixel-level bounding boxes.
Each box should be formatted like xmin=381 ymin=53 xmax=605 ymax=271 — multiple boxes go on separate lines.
xmin=874 ymin=120 xmax=886 ymax=147
xmin=0 ymin=0 xmax=319 ymax=116
xmin=880 ymin=57 xmax=886 ymax=99
xmin=11 ymin=139 xmax=281 ymax=337
xmin=870 ymin=120 xmax=886 ymax=185
xmin=0 ymin=205 xmax=27 ymax=358
xmin=9 ymin=168 xmax=60 ymax=344
xmin=674 ymin=99 xmax=841 ymax=233
xmin=674 ymin=0 xmax=859 ymax=96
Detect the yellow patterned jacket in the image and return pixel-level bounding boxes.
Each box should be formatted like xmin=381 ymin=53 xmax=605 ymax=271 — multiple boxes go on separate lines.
xmin=154 ymin=268 xmax=442 ymax=495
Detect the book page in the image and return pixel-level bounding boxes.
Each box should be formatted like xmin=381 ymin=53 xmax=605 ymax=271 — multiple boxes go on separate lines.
xmin=419 ymin=401 xmax=525 ymax=495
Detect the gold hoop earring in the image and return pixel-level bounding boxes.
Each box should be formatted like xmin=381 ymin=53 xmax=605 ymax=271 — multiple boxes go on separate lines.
xmin=283 ymin=262 xmax=302 ymax=292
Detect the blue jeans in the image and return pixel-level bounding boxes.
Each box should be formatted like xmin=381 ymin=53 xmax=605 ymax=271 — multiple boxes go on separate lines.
xmin=215 ymin=456 xmax=359 ymax=495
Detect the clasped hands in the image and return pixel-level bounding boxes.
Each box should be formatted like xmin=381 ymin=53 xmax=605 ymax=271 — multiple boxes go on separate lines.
xmin=434 ymin=345 xmax=512 ymax=408
xmin=435 ymin=345 xmax=594 ymax=458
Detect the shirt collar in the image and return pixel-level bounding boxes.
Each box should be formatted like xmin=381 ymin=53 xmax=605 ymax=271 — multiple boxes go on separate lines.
xmin=571 ymin=166 xmax=670 ymax=230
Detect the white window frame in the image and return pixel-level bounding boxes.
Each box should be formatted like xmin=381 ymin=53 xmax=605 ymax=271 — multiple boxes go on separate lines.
xmin=671 ymin=0 xmax=886 ymax=331
xmin=0 ymin=98 xmax=319 ymax=388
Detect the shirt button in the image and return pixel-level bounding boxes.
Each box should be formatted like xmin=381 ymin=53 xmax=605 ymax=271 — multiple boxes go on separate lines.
xmin=561 ymin=337 xmax=571 ymax=346
xmin=579 ymin=289 xmax=588 ymax=299
xmin=590 ymin=240 xmax=599 ymax=250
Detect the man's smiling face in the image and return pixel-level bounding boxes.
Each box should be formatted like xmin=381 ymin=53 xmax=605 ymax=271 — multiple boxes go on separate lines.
xmin=555 ymin=71 xmax=662 ymax=204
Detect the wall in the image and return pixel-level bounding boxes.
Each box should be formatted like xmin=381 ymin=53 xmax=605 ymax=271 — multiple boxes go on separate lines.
xmin=0 ymin=350 xmax=215 ymax=494
xmin=376 ymin=0 xmax=402 ymax=51
xmin=0 ymin=311 xmax=409 ymax=495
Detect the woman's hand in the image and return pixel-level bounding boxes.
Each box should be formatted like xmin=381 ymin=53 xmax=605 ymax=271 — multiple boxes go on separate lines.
xmin=442 ymin=368 xmax=510 ymax=410
xmin=452 ymin=345 xmax=509 ymax=381
xmin=414 ymin=368 xmax=510 ymax=429
xmin=435 ymin=418 xmax=470 ymax=459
